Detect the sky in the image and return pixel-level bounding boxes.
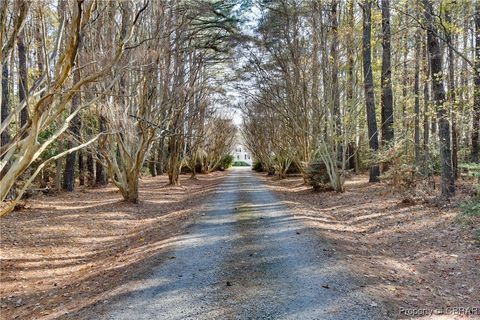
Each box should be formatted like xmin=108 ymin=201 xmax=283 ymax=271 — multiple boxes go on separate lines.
xmin=225 ymin=2 xmax=262 ymax=127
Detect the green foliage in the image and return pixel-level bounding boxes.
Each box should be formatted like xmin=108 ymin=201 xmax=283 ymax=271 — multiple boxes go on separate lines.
xmin=459 ymin=163 xmax=480 ymax=179
xmin=457 ymin=185 xmax=480 ymax=241
xmin=233 ymin=161 xmax=250 ymax=167
xmin=252 ymin=161 xmax=263 ymax=172
xmin=459 ymin=200 xmax=480 ymax=221
xmin=219 ymin=154 xmax=234 ymax=169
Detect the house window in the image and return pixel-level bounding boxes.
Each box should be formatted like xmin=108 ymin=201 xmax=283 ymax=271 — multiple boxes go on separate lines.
xmin=237 ymin=155 xmax=240 ymax=160
xmin=244 ymin=154 xmax=247 ymax=160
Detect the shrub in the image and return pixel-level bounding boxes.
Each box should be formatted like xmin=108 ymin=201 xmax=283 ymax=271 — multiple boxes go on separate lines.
xmin=286 ymin=161 xmax=301 ymax=174
xmin=459 ymin=163 xmax=480 ymax=181
xmin=233 ymin=161 xmax=250 ymax=167
xmin=219 ymin=154 xmax=234 ymax=169
xmin=456 ymin=184 xmax=479 ymax=241
xmin=252 ymin=161 xmax=263 ymax=172
xmin=306 ymin=160 xmax=331 ymax=192
xmin=377 ymin=142 xmax=435 ymax=201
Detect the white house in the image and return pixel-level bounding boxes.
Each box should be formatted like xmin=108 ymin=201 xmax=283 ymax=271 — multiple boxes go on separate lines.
xmin=232 ymin=144 xmax=252 ymax=165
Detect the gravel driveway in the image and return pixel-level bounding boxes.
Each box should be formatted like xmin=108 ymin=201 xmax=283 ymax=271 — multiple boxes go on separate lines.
xmin=100 ymin=168 xmax=384 ymax=320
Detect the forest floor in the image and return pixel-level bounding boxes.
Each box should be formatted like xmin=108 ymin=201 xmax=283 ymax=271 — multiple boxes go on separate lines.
xmin=0 ymin=171 xmax=227 ymax=320
xmin=1 ymin=170 xmax=479 ymax=320
xmin=260 ymin=173 xmax=480 ymax=319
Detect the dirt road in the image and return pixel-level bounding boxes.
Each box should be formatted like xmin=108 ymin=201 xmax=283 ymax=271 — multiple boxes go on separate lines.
xmin=99 ymin=168 xmax=384 ymax=319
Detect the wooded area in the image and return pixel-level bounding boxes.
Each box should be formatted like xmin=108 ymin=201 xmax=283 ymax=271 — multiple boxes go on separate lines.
xmin=1 ymin=0 xmax=238 ymax=215
xmin=1 ymin=0 xmax=480 ymax=215
xmin=242 ymin=0 xmax=480 ymax=198
xmin=1 ymin=0 xmax=479 ymax=318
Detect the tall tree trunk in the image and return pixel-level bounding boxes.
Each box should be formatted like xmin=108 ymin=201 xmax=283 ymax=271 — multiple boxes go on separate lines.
xmin=149 ymin=146 xmax=157 ymax=177
xmin=446 ymin=12 xmax=458 ymax=178
xmin=1 ymin=62 xmax=10 ymax=151
xmin=460 ymin=10 xmax=469 ymax=160
xmin=86 ymin=150 xmax=94 ymax=186
xmin=362 ymin=0 xmax=380 ymax=182
xmin=380 ymin=0 xmax=394 ymax=146
xmin=402 ymin=32 xmax=408 ymax=136
xmin=96 ymin=115 xmax=108 ymax=186
xmin=414 ymin=32 xmax=421 ymax=165
xmin=167 ymin=134 xmax=182 ymax=185
xmin=472 ymin=3 xmax=480 ymax=163
xmin=55 ymin=142 xmax=64 ymax=190
xmin=423 ymin=0 xmax=455 ymax=197
xmin=423 ymin=38 xmax=430 ymax=152
xmin=17 ymin=30 xmax=28 ymax=128
xmin=156 ymin=138 xmax=165 ymax=175
xmin=346 ymin=0 xmax=358 ymax=173
xmin=63 ymin=66 xmax=81 ymax=191
xmin=331 ymin=0 xmax=341 ymax=158
xmin=1 ymin=62 xmax=10 ymax=183
xmin=78 ymin=150 xmax=85 ymax=186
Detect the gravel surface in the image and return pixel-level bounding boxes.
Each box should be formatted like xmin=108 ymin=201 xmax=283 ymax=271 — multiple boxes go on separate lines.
xmin=100 ymin=168 xmax=385 ymax=320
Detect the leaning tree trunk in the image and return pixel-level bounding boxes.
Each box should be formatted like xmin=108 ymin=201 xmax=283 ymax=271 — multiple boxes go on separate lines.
xmin=423 ymin=0 xmax=455 ymax=197
xmin=362 ymin=0 xmax=380 ymax=182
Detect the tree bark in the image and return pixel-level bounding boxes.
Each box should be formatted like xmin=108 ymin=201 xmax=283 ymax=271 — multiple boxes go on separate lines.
xmin=380 ymin=0 xmax=394 ymax=145
xmin=17 ymin=30 xmax=28 ymax=128
xmin=423 ymin=0 xmax=455 ymax=197
xmin=63 ymin=66 xmax=81 ymax=191
xmin=1 ymin=62 xmax=10 ymax=183
xmin=78 ymin=150 xmax=85 ymax=186
xmin=1 ymin=62 xmax=10 ymax=150
xmin=96 ymin=115 xmax=108 ymax=186
xmin=346 ymin=0 xmax=358 ymax=173
xmin=362 ymin=0 xmax=380 ymax=182
xmin=156 ymin=138 xmax=165 ymax=175
xmin=414 ymin=32 xmax=421 ymax=165
xmin=167 ymin=134 xmax=182 ymax=185
xmin=446 ymin=11 xmax=458 ymax=178
xmin=86 ymin=150 xmax=94 ymax=186
xmin=149 ymin=147 xmax=157 ymax=177
xmin=423 ymin=38 xmax=430 ymax=152
xmin=331 ymin=0 xmax=341 ymax=156
xmin=472 ymin=3 xmax=480 ymax=163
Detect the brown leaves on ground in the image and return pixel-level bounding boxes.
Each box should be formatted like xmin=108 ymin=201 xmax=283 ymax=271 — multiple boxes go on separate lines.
xmin=0 ymin=172 xmax=226 ymax=320
xmin=260 ymin=173 xmax=479 ymax=319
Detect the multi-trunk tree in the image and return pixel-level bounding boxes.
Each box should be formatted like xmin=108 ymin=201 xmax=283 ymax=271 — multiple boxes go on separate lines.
xmin=0 ymin=0 xmax=237 ymax=214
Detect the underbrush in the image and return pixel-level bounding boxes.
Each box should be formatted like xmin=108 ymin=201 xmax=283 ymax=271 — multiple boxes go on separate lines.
xmin=456 ymin=184 xmax=480 ymax=241
xmin=457 ymin=200 xmax=480 ymax=240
